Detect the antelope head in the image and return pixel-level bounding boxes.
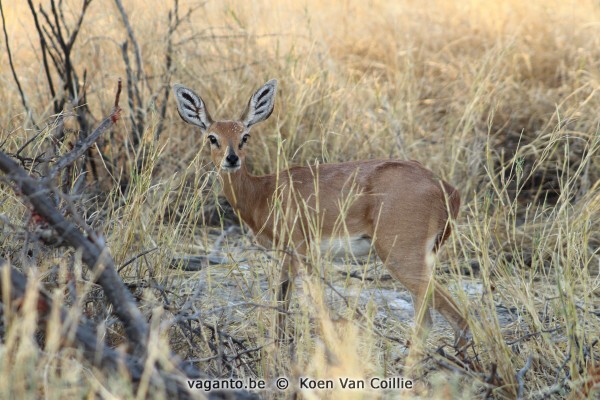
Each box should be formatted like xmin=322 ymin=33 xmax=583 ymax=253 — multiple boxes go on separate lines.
xmin=173 ymin=80 xmax=277 ymax=172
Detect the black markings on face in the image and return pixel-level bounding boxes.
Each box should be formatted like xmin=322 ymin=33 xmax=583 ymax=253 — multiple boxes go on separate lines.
xmin=239 ymin=134 xmax=250 ymax=150
xmin=208 ymin=135 xmax=219 ymax=148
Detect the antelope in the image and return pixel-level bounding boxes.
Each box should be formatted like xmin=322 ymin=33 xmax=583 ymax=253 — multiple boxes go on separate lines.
xmin=173 ymin=80 xmax=469 ymax=345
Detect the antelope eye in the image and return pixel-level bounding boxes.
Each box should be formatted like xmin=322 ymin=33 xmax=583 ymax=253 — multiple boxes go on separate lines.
xmin=208 ymin=135 xmax=218 ymax=145
xmin=239 ymin=135 xmax=250 ymax=150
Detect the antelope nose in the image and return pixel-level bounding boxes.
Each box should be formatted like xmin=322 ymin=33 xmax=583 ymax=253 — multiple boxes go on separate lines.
xmin=226 ymin=153 xmax=239 ymax=164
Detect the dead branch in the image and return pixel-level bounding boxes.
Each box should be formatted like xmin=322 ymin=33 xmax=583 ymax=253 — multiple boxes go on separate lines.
xmin=0 ymin=260 xmax=260 ymax=400
xmin=0 ymin=260 xmax=147 ymax=382
xmin=0 ymin=142 xmax=259 ymax=400
xmin=0 ymin=150 xmax=149 ymax=355
xmin=0 ymin=0 xmax=36 ymax=127
xmin=506 ymin=326 xmax=563 ymax=346
xmin=114 ymin=77 xmax=123 ymax=108
xmin=516 ymin=355 xmax=533 ymax=400
xmin=23 ymin=0 xmax=100 ymax=184
xmin=118 ymin=246 xmax=158 ymax=273
xmin=27 ymin=0 xmax=57 ymax=112
xmin=154 ymin=0 xmax=177 ymax=141
xmin=114 ymin=0 xmax=146 ymax=150
xmin=49 ymin=80 xmax=122 ymax=178
xmin=26 ymin=0 xmax=92 ymax=116
xmin=113 ymin=0 xmax=186 ymax=157
xmin=114 ymin=0 xmax=144 ymax=84
xmin=120 ymin=40 xmax=142 ymax=144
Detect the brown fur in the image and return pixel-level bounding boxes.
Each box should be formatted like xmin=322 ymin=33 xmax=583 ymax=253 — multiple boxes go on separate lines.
xmin=174 ymin=83 xmax=469 ymax=344
xmin=207 ymin=123 xmax=468 ymax=340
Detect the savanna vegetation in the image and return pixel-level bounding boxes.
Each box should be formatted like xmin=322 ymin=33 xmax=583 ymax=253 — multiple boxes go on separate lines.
xmin=0 ymin=0 xmax=598 ymax=398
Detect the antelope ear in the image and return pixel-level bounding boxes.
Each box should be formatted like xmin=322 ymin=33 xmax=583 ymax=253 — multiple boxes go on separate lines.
xmin=173 ymin=84 xmax=213 ymax=131
xmin=240 ymin=79 xmax=277 ymax=128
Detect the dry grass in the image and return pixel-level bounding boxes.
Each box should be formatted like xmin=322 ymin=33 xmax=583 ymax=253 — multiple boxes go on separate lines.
xmin=0 ymin=0 xmax=599 ymax=398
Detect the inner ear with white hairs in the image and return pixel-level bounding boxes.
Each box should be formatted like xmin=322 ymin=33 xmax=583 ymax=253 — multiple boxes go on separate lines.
xmin=172 ymin=84 xmax=214 ymax=131
xmin=240 ymin=79 xmax=277 ymax=128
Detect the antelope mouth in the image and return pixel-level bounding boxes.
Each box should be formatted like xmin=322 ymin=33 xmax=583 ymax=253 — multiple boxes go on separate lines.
xmin=220 ymin=163 xmax=241 ymax=173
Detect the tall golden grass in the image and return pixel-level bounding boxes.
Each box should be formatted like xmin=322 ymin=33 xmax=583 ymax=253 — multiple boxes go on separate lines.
xmin=0 ymin=0 xmax=599 ymax=398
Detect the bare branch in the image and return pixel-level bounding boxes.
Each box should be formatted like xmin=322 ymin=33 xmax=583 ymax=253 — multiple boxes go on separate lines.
xmin=0 ymin=150 xmax=149 ymax=354
xmin=15 ymin=129 xmax=47 ymax=158
xmin=66 ymin=0 xmax=92 ymax=50
xmin=0 ymin=260 xmax=216 ymax=399
xmin=27 ymin=0 xmax=58 ymax=113
xmin=114 ymin=77 xmax=123 ymax=108
xmin=120 ymin=41 xmax=140 ymax=143
xmin=118 ymin=246 xmax=159 ymax=273
xmin=0 ymin=260 xmax=145 ymax=377
xmin=50 ymin=0 xmax=67 ymax=51
xmin=113 ymin=0 xmax=144 ymax=82
xmin=49 ymin=80 xmax=122 ymax=178
xmin=57 ymin=0 xmax=69 ymax=36
xmin=0 ymin=0 xmax=36 ymax=127
xmin=517 ymin=355 xmax=533 ymax=400
xmin=154 ymin=0 xmax=177 ymax=141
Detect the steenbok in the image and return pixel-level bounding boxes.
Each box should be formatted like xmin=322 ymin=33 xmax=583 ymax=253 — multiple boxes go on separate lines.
xmin=173 ymin=80 xmax=469 ymax=345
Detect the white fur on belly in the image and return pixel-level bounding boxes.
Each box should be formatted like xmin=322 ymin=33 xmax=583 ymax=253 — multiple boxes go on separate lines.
xmin=319 ymin=236 xmax=372 ymax=259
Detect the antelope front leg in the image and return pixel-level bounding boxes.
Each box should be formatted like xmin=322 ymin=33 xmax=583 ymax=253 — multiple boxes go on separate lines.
xmin=276 ymin=251 xmax=301 ymax=341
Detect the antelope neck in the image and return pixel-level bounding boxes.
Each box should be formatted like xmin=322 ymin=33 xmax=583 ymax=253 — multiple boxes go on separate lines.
xmin=219 ymin=164 xmax=269 ymax=229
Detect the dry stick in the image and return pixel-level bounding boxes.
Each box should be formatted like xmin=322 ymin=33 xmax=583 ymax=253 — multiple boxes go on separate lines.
xmin=154 ymin=0 xmax=177 ymax=141
xmin=0 ymin=95 xmax=257 ymax=400
xmin=65 ymin=0 xmax=92 ymax=50
xmin=0 ymin=152 xmax=149 ymax=353
xmin=49 ymin=0 xmax=66 ymax=50
xmin=114 ymin=0 xmax=144 ymax=84
xmin=13 ymin=130 xmax=47 ymax=162
xmin=0 ymin=0 xmax=37 ymax=128
xmin=0 ymin=139 xmax=225 ymax=399
xmin=49 ymin=79 xmax=122 ymax=179
xmin=120 ymin=41 xmax=139 ymax=143
xmin=0 ymin=261 xmax=233 ymax=400
xmin=505 ymin=326 xmax=563 ymax=346
xmin=118 ymin=246 xmax=159 ymax=273
xmin=0 ymin=82 xmax=150 ymax=357
xmin=517 ymin=355 xmax=533 ymax=400
xmin=29 ymin=0 xmax=91 ymax=121
xmin=0 ymin=260 xmax=146 ymax=380
xmin=47 ymin=0 xmax=91 ymax=97
xmin=114 ymin=0 xmax=147 ymax=154
xmin=27 ymin=0 xmax=59 ymax=114
xmin=57 ymin=0 xmax=69 ymax=36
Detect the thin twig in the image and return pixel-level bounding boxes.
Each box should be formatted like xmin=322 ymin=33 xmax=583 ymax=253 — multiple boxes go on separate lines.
xmin=0 ymin=150 xmax=149 ymax=354
xmin=0 ymin=260 xmax=146 ymax=379
xmin=118 ymin=246 xmax=159 ymax=273
xmin=48 ymin=80 xmax=122 ymax=178
xmin=517 ymin=355 xmax=533 ymax=400
xmin=120 ymin=41 xmax=139 ymax=143
xmin=154 ymin=0 xmax=177 ymax=141
xmin=27 ymin=0 xmax=58 ymax=113
xmin=66 ymin=0 xmax=92 ymax=50
xmin=0 ymin=0 xmax=36 ymax=127
xmin=114 ymin=0 xmax=144 ymax=83
xmin=15 ymin=129 xmax=47 ymax=158
xmin=506 ymin=326 xmax=563 ymax=346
